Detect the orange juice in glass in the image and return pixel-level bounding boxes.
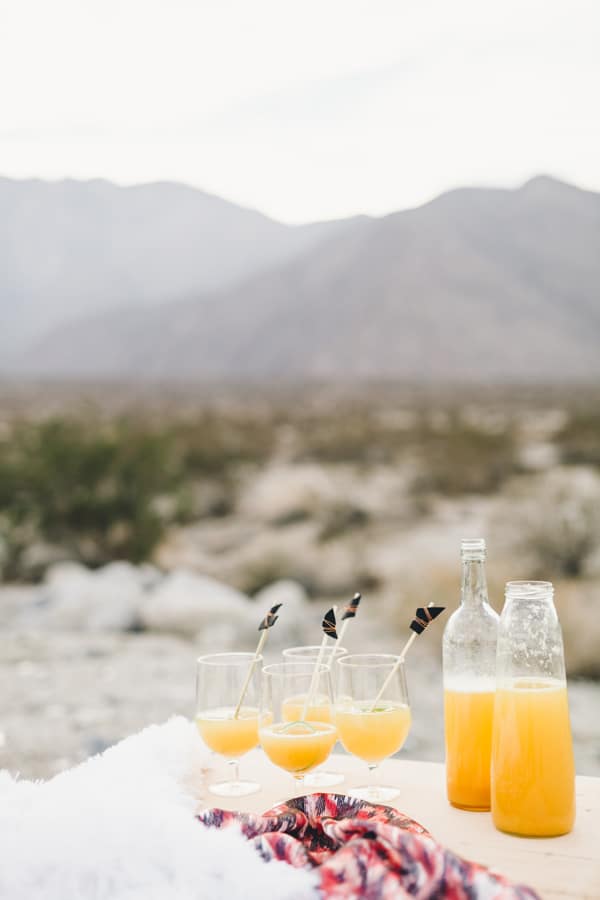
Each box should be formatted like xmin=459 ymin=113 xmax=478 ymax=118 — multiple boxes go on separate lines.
xmin=196 ymin=706 xmax=261 ymax=757
xmin=491 ymin=581 xmax=575 ymax=837
xmin=335 ymin=702 xmax=411 ymax=763
xmin=281 ymin=695 xmax=333 ymax=724
xmin=260 ymin=721 xmax=337 ymax=774
xmin=260 ymin=661 xmax=336 ymax=790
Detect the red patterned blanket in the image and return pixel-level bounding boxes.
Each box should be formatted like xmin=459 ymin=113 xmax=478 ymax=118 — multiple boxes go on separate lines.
xmin=198 ymin=793 xmax=540 ymax=899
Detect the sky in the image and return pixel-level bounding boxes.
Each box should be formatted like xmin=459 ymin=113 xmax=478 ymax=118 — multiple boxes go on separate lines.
xmin=0 ymin=0 xmax=598 ymax=223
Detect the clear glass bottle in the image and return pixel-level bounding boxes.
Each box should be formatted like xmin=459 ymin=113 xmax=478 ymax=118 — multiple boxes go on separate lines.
xmin=442 ymin=538 xmax=499 ymax=810
xmin=491 ymin=581 xmax=575 ymax=836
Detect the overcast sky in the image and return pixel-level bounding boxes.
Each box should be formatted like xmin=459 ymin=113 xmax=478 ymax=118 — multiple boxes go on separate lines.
xmin=0 ymin=0 xmax=598 ymax=223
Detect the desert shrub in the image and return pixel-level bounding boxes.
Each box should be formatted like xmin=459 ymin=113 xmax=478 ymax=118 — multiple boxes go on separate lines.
xmin=169 ymin=412 xmax=275 ymax=476
xmin=317 ymin=502 xmax=370 ymax=542
xmin=238 ymin=555 xmax=316 ymax=596
xmin=0 ymin=418 xmax=177 ymax=577
xmin=413 ymin=417 xmax=519 ymax=495
xmin=512 ymin=470 xmax=600 ymax=578
xmin=556 ymin=413 xmax=600 ymax=468
xmin=0 ymin=412 xmax=275 ymax=580
xmin=293 ymin=412 xmax=409 ymax=465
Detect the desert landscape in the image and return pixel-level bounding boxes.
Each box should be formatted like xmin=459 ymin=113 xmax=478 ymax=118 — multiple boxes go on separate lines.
xmin=1 ymin=380 xmax=599 ymax=779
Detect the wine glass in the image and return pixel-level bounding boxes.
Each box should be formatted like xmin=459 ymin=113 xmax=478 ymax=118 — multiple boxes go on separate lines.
xmin=282 ymin=644 xmax=348 ymax=787
xmin=259 ymin=661 xmax=337 ymax=793
xmin=196 ymin=652 xmax=263 ymax=797
xmin=336 ymin=654 xmax=411 ymax=802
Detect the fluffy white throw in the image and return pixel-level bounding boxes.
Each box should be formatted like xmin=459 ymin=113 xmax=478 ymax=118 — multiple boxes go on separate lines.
xmin=0 ymin=717 xmax=317 ymax=900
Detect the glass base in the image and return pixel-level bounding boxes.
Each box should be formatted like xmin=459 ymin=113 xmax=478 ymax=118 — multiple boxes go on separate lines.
xmin=450 ymin=800 xmax=490 ymax=812
xmin=303 ymin=770 xmax=345 ymax=788
xmin=347 ymin=784 xmax=400 ymax=803
xmin=208 ymin=779 xmax=260 ymax=797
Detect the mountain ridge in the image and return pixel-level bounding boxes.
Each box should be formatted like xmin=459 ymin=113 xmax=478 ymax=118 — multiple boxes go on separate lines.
xmin=0 ymin=175 xmax=365 ymax=360
xmin=6 ymin=175 xmax=600 ymax=381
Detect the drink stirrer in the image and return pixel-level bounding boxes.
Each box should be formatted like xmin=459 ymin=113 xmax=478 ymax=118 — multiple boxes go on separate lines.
xmin=369 ymin=602 xmax=445 ymax=711
xmin=233 ymin=604 xmax=282 ymax=718
xmin=336 ymin=592 xmax=361 ymax=648
xmin=302 ymin=607 xmax=338 ymax=720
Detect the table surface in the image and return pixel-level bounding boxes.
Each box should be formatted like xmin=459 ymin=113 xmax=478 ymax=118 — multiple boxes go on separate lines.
xmin=200 ymin=752 xmax=600 ymax=900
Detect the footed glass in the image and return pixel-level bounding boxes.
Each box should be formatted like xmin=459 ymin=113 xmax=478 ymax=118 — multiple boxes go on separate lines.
xmin=282 ymin=644 xmax=348 ymax=787
xmin=259 ymin=661 xmax=337 ymax=793
xmin=196 ymin=652 xmax=263 ymax=797
xmin=336 ymin=654 xmax=411 ymax=802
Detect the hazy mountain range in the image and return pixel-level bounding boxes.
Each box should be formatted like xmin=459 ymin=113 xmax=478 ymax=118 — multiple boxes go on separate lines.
xmin=0 ymin=176 xmax=362 ymax=361
xmin=2 ymin=174 xmax=599 ymax=380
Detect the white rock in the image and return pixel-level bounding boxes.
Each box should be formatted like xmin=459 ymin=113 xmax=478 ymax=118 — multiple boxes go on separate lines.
xmin=0 ymin=585 xmax=43 ymax=627
xmin=141 ymin=570 xmax=253 ymax=637
xmin=41 ymin=561 xmax=144 ymax=631
xmin=238 ymin=464 xmax=336 ymax=523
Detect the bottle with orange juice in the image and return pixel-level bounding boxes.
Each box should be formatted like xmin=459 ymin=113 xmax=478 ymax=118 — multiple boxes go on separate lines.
xmin=491 ymin=581 xmax=575 ymax=837
xmin=442 ymin=538 xmax=499 ymax=811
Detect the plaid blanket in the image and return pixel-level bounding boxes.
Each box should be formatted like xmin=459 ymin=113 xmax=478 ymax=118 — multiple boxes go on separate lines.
xmin=198 ymin=793 xmax=540 ymax=899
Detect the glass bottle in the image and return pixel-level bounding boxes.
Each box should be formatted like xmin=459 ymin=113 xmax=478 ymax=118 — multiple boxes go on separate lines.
xmin=491 ymin=581 xmax=575 ymax=836
xmin=442 ymin=538 xmax=499 ymax=810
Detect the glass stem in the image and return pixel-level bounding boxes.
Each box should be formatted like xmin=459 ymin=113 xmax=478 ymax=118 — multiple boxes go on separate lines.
xmin=293 ymin=774 xmax=305 ymax=794
xmin=229 ymin=758 xmax=240 ymax=784
xmin=368 ymin=762 xmax=379 ymax=798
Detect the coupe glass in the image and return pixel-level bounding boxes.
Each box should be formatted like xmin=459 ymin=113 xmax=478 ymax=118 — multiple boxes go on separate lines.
xmin=259 ymin=661 xmax=337 ymax=793
xmin=282 ymin=644 xmax=348 ymax=787
xmin=336 ymin=654 xmax=411 ymax=802
xmin=196 ymin=652 xmax=263 ymax=797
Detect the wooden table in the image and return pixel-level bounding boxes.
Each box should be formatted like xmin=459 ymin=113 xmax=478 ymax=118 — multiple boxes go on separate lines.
xmin=203 ymin=752 xmax=600 ymax=900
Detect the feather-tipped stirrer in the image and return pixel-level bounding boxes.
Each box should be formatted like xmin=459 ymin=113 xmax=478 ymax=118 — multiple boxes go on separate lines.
xmin=233 ymin=604 xmax=282 ymax=718
xmin=336 ymin=592 xmax=361 ymax=647
xmin=301 ymin=606 xmax=337 ymax=720
xmin=369 ymin=602 xmax=445 ymax=711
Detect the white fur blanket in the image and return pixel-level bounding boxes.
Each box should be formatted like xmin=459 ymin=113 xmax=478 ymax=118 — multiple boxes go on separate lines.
xmin=0 ymin=718 xmax=317 ymax=900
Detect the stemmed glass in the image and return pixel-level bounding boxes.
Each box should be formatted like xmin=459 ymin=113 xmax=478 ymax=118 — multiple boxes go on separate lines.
xmin=336 ymin=654 xmax=411 ymax=802
xmin=282 ymin=644 xmax=348 ymax=787
xmin=196 ymin=652 xmax=263 ymax=797
xmin=259 ymin=661 xmax=337 ymax=793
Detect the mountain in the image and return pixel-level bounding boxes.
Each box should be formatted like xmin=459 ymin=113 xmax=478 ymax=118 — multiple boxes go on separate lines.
xmin=0 ymin=176 xmax=363 ymax=359
xmin=11 ymin=175 xmax=600 ymax=381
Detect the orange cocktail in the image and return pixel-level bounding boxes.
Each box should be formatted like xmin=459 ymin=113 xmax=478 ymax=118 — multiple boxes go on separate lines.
xmin=335 ymin=702 xmax=411 ymax=764
xmin=281 ymin=694 xmax=333 ymax=724
xmin=492 ymin=677 xmax=575 ymax=836
xmin=196 ymin=706 xmax=261 ymax=757
xmin=259 ymin=721 xmax=337 ymax=774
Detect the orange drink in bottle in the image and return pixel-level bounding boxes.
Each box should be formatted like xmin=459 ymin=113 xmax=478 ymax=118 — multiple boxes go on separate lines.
xmin=492 ymin=677 xmax=575 ymax=836
xmin=442 ymin=539 xmax=499 ymax=810
xmin=492 ymin=581 xmax=575 ymax=836
xmin=444 ymin=682 xmax=495 ymax=810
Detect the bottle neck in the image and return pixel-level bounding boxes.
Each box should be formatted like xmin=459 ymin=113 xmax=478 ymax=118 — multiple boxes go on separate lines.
xmin=460 ymin=557 xmax=488 ymax=607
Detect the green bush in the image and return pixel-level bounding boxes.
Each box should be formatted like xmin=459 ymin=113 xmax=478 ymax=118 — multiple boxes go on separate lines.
xmin=0 ymin=418 xmax=176 ymax=577
xmin=557 ymin=413 xmax=600 ymax=468
xmin=413 ymin=417 xmax=519 ymax=495
xmin=293 ymin=412 xmax=408 ymax=465
xmin=0 ymin=413 xmax=276 ymax=580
